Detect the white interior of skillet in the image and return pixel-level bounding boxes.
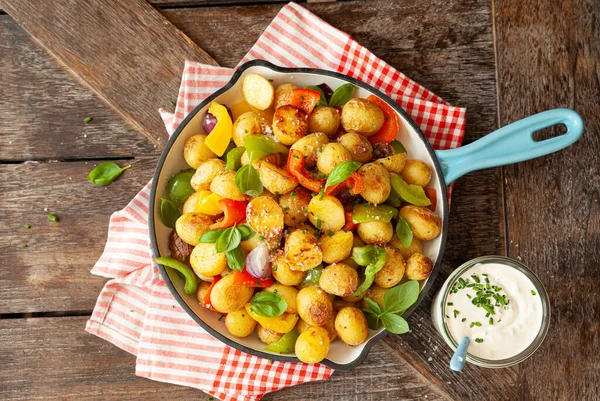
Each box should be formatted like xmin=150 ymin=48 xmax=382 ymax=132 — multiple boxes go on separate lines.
xmin=152 ymin=64 xmax=446 ymax=367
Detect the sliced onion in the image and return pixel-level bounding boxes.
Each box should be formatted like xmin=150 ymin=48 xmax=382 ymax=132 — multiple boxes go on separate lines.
xmin=203 ymin=112 xmax=217 ymax=134
xmin=246 ymin=245 xmax=271 ymax=280
xmin=317 ymin=83 xmax=334 ymax=103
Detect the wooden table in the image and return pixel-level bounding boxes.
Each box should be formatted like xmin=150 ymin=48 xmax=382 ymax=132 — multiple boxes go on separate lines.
xmin=1 ymin=0 xmax=598 ymax=399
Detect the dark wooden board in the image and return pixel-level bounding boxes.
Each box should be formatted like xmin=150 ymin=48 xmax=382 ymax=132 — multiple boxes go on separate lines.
xmin=495 ymin=0 xmax=600 ymax=399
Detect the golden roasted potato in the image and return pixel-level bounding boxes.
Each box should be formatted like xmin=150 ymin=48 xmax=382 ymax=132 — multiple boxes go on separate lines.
xmin=297 ymin=286 xmax=333 ymax=327
xmin=196 ymin=281 xmax=212 ymax=304
xmin=210 ymin=171 xmax=247 ymax=201
xmin=272 ymin=251 xmax=306 ymax=286
xmin=307 ymin=106 xmax=340 ymax=137
xmin=362 ymin=284 xmax=388 ymax=309
xmin=209 ymin=274 xmax=254 ymax=313
xmin=175 ymin=212 xmax=212 ymax=246
xmin=341 ymin=287 xmax=367 ymax=303
xmin=257 ymin=326 xmax=284 ymax=345
xmin=295 ymin=326 xmax=330 ymax=364
xmin=357 ymin=221 xmax=393 ymax=245
xmin=225 ymin=309 xmax=257 ymax=338
xmin=247 ymin=196 xmax=285 ymax=238
xmin=183 ymin=134 xmax=217 ymax=169
xmin=296 ymin=314 xmax=337 ymax=341
xmin=279 ymin=187 xmax=310 ymax=227
xmin=232 ymin=111 xmax=263 ymax=147
xmin=335 ymin=306 xmax=369 ymax=346
xmin=401 ymin=159 xmax=433 ymax=187
xmin=263 ymin=283 xmax=299 ymax=314
xmin=405 ymin=252 xmax=433 ymax=280
xmin=240 ymin=231 xmax=282 ymax=253
xmin=353 ymin=234 xmax=366 ymax=248
xmin=257 ymin=161 xmax=297 ymax=195
xmin=240 ymin=151 xmax=280 ymax=168
xmin=399 ymin=205 xmax=442 ymax=240
xmin=316 ymin=142 xmax=352 ymax=175
xmin=190 ymin=159 xmax=226 ymax=191
xmin=307 ymin=195 xmax=345 ymax=232
xmin=274 ymin=83 xmax=297 ymax=109
xmin=377 ymin=152 xmax=407 ymax=174
xmin=182 ymin=191 xmax=201 ymax=214
xmin=284 ymin=229 xmax=323 ymax=271
xmin=389 ymin=234 xmax=423 ymax=259
xmin=341 ymin=98 xmax=384 ymax=136
xmin=333 ymin=300 xmax=356 ymax=311
xmin=358 ymin=162 xmax=391 ymax=204
xmin=374 ymin=245 xmax=405 ymax=288
xmin=290 ymin=132 xmax=329 ymax=168
xmin=190 ymin=242 xmax=227 ymax=277
xmin=338 ymin=132 xmax=373 ymax=163
xmin=273 ymin=105 xmax=308 ymax=145
xmin=242 ymin=73 xmax=274 ymax=110
xmin=319 ymin=230 xmax=354 ymax=264
xmin=319 ymin=263 xmax=359 ymax=297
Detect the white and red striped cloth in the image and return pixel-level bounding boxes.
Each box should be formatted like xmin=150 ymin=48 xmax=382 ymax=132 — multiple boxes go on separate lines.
xmin=86 ymin=2 xmax=466 ymax=400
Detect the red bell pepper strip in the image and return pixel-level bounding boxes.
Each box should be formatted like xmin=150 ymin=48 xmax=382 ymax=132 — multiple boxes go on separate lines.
xmin=210 ymin=199 xmax=247 ymax=230
xmin=233 ymin=268 xmax=273 ymax=288
xmin=286 ymin=149 xmax=324 ymax=193
xmin=366 ymin=95 xmax=400 ymax=144
xmin=282 ymin=88 xmax=321 ymax=115
xmin=424 ymin=188 xmax=437 ymax=212
xmin=201 ymin=275 xmax=222 ymax=312
xmin=342 ymin=207 xmax=357 ymax=231
xmin=325 ymin=172 xmax=363 ymax=196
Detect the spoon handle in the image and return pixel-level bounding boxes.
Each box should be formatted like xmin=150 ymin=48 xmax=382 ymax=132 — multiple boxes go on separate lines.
xmin=450 ymin=336 xmax=471 ymax=372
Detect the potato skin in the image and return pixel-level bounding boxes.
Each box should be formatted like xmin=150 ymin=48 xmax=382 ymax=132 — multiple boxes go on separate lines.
xmin=257 ymin=161 xmax=297 ymax=195
xmin=190 ymin=242 xmax=227 ymax=277
xmin=209 ymin=274 xmax=254 ymax=313
xmin=357 ymin=221 xmax=393 ymax=245
xmin=307 ymin=195 xmax=345 ymax=232
xmin=377 ymin=152 xmax=407 ymax=174
xmin=319 ymin=230 xmax=354 ymax=264
xmin=362 ymin=284 xmax=388 ymax=309
xmin=272 ymin=252 xmax=306 ymax=286
xmin=247 ymin=196 xmax=285 ymax=238
xmin=316 ymin=142 xmax=352 ymax=175
xmin=175 ymin=212 xmax=212 ymax=246
xmin=319 ymin=263 xmax=359 ymax=297
xmin=358 ymin=162 xmax=391 ymax=204
xmin=405 ymin=252 xmax=433 ymax=280
xmin=274 ymin=83 xmax=297 ymax=109
xmin=191 ymin=159 xmax=226 ymax=191
xmin=374 ymin=245 xmax=405 ymax=288
xmin=196 ymin=281 xmax=212 ymax=305
xmin=182 ymin=191 xmax=201 ymax=214
xmin=296 ymin=314 xmax=337 ymax=341
xmin=399 ymin=205 xmax=442 ymax=240
xmin=290 ymin=132 xmax=329 ymax=168
xmin=295 ymin=326 xmax=330 ymax=364
xmin=240 ymin=232 xmax=282 ymax=253
xmin=338 ymin=132 xmax=373 ymax=163
xmin=263 ymin=283 xmax=299 ymax=314
xmin=284 ymin=229 xmax=323 ymax=271
xmin=401 ymin=159 xmax=433 ymax=187
xmin=232 ymin=111 xmax=262 ymax=147
xmin=210 ymin=171 xmax=248 ymax=201
xmin=279 ymin=187 xmax=310 ymax=227
xmin=225 ymin=309 xmax=257 ymax=338
xmin=258 ymin=326 xmax=283 ymax=345
xmin=389 ymin=235 xmax=423 ymax=259
xmin=308 ymin=106 xmax=340 ymax=137
xmin=297 ymin=286 xmax=333 ymax=327
xmin=184 ymin=134 xmax=217 ymax=169
xmin=242 ymin=73 xmax=274 ymax=110
xmin=341 ymin=98 xmax=385 ymax=136
xmin=335 ymin=306 xmax=369 ymax=346
xmin=273 ymin=105 xmax=308 ymax=145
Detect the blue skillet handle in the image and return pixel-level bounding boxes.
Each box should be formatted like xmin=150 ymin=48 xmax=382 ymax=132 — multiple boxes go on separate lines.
xmin=435 ymin=109 xmax=583 ymax=184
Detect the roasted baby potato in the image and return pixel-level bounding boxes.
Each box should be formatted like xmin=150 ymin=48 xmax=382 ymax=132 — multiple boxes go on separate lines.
xmin=335 ymin=306 xmax=368 ymax=346
xmin=175 ymin=212 xmax=212 ymax=246
xmin=279 ymin=187 xmax=310 ymax=227
xmin=190 ymin=159 xmax=226 ymax=191
xmin=319 ymin=230 xmax=354 ymax=264
xmin=257 ymin=326 xmax=283 ymax=344
xmin=358 ymin=162 xmax=391 ymax=204
xmin=273 ymin=105 xmax=308 ymax=145
xmin=242 ymin=73 xmax=274 ymax=110
xmin=405 ymin=252 xmax=433 ymax=280
xmin=210 ymin=274 xmax=254 ymax=313
xmin=362 ymin=284 xmax=388 ymax=309
xmin=296 ymin=314 xmax=337 ymax=341
xmin=389 ymin=234 xmax=423 ymax=259
xmin=232 ymin=111 xmax=263 ymax=147
xmin=290 ymin=132 xmax=329 ymax=168
xmin=225 ymin=309 xmax=257 ymax=338
xmin=338 ymin=132 xmax=373 ymax=163
xmin=295 ymin=326 xmax=330 ymax=364
xmin=272 ymin=251 xmax=306 ymax=286
xmin=316 ymin=142 xmax=352 ymax=175
xmin=319 ymin=263 xmax=359 ymax=297
xmin=377 ymin=152 xmax=407 ymax=174
xmin=263 ymin=283 xmax=299 ymax=314
xmin=182 ymin=191 xmax=201 ymax=214
xmin=190 ymin=242 xmax=227 ymax=277
xmin=284 ymin=229 xmax=323 ymax=271
xmin=210 ymin=171 xmax=248 ymax=201
xmin=247 ymin=196 xmax=285 ymax=238
xmin=374 ymin=245 xmax=405 ymax=288
xmin=399 ymin=205 xmax=442 ymax=240
xmin=307 ymin=195 xmax=345 ymax=232
xmin=297 ymin=286 xmax=333 ymax=327
xmin=401 ymin=159 xmax=433 ymax=187
xmin=258 ymin=161 xmax=297 ymax=195
xmin=357 ymin=221 xmax=393 ymax=245
xmin=274 ymin=83 xmax=297 ymax=109
xmin=308 ymin=106 xmax=340 ymax=137
xmin=184 ymin=134 xmax=217 ymax=169
xmin=196 ymin=281 xmax=212 ymax=304
xmin=341 ymin=98 xmax=384 ymax=136
xmin=240 ymin=151 xmax=280 ymax=168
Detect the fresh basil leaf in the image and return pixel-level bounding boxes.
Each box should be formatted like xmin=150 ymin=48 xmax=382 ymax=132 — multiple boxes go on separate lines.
xmin=237 ymin=225 xmax=255 ymax=241
xmin=363 ymin=298 xmax=383 ymax=315
xmin=220 ymin=141 xmax=237 ymax=162
xmin=166 ymin=169 xmax=196 ymax=206
xmin=305 ymin=85 xmax=328 ymax=107
xmin=235 ymin=163 xmax=264 ymax=197
xmin=329 ymin=83 xmax=357 ymax=107
xmin=395 ymin=216 xmax=414 ymax=249
xmin=225 ymin=245 xmax=245 ymax=272
xmin=216 ymin=226 xmax=241 ymax=253
xmin=87 ymin=162 xmax=131 ymax=186
xmin=353 ymin=245 xmax=388 ymax=296
xmin=390 ymin=173 xmax=431 ymax=207
xmin=390 ymin=140 xmax=407 ymax=155
xmin=325 ymin=160 xmax=362 ymax=189
xmin=159 ymin=198 xmax=180 ymax=229
xmin=250 ymin=292 xmax=287 ymax=318
xmin=362 ymin=309 xmax=381 ymax=330
xmin=385 ymin=189 xmax=403 ymax=207
xmin=381 ymin=313 xmax=410 ymax=334
xmin=199 ymin=229 xmax=224 ymax=243
xmin=383 ymin=280 xmax=420 ymax=315
xmin=226 ymin=146 xmax=246 ymax=171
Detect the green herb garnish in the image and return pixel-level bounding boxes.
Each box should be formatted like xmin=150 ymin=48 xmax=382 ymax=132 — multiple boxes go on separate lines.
xmin=87 ymin=162 xmax=131 ymax=186
xmin=48 ymin=214 xmax=58 ymax=222
xmin=250 ymin=292 xmax=287 ymax=318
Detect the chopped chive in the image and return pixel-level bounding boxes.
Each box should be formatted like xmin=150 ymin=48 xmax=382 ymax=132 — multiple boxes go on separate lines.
xmin=458 ymin=278 xmax=467 ymax=288
xmin=169 ymin=100 xmax=176 ymax=106
xmin=447 ymin=302 xmax=454 ymax=306
xmin=471 ymin=274 xmax=480 ymax=283
xmin=475 ymin=338 xmax=484 ymax=343
xmin=48 ymin=214 xmax=58 ymax=222
xmin=21 ymin=244 xmax=28 ymax=248
xmin=453 ymin=310 xmax=460 ymax=318
xmin=327 ymin=230 xmax=334 ymax=237
xmin=218 ymin=315 xmax=224 ymax=321
xmin=466 ymin=294 xmax=472 ymax=299
xmin=461 ymin=318 xmax=467 ymax=322
xmin=83 ymin=117 xmax=93 ymax=123
xmin=24 ymin=223 xmax=31 ymax=229
xmin=482 ymin=273 xmax=488 ymax=277
xmin=531 ymin=290 xmax=537 ymax=296
xmin=290 ymin=191 xmax=297 ymax=196
xmin=489 ymin=317 xmax=494 ymax=325
xmin=482 ymin=304 xmax=495 ymax=315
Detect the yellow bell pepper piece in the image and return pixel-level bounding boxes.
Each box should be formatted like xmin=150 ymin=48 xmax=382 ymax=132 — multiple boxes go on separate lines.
xmin=204 ymin=102 xmax=233 ymax=156
xmin=194 ymin=191 xmax=224 ymax=215
xmin=244 ymin=304 xmax=299 ymax=334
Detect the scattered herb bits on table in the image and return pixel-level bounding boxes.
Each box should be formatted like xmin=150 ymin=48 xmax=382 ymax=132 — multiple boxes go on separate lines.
xmin=156 ymin=73 xmax=443 ymax=364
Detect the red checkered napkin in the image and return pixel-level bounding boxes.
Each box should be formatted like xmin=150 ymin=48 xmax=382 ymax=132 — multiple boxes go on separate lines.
xmin=86 ymin=2 xmax=466 ymax=400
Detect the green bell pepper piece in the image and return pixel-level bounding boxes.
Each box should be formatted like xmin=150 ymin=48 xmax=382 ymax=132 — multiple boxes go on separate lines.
xmin=155 ymin=256 xmax=198 ymax=295
xmin=264 ymin=329 xmax=300 ymax=354
xmin=300 ymin=266 xmax=323 ymax=287
xmin=244 ymin=134 xmax=288 ymax=162
xmin=390 ymin=173 xmax=431 ymax=207
xmin=220 ymin=141 xmax=237 ymax=162
xmin=160 ymin=198 xmax=180 ymax=228
xmin=225 ymin=146 xmax=246 ymax=171
xmin=352 ymin=246 xmax=387 ymax=296
xmin=390 ymin=140 xmax=407 ymax=154
xmin=166 ymin=168 xmax=196 ymax=206
xmin=352 ymin=204 xmax=398 ymax=223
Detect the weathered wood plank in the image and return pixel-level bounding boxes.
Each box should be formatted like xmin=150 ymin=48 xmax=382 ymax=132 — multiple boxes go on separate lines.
xmin=0 ymin=0 xmax=218 ymax=148
xmin=495 ymin=0 xmax=600 ymax=399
